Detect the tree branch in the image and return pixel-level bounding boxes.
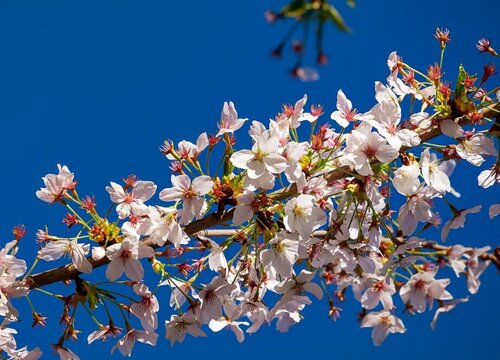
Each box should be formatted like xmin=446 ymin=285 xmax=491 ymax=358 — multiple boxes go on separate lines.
xmin=24 ymin=103 xmax=500 ymax=290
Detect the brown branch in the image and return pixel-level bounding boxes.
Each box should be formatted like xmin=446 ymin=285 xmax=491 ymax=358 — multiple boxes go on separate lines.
xmin=24 ymin=104 xmax=500 ymax=290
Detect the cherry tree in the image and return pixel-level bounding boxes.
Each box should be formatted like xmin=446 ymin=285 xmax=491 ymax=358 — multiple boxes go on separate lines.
xmin=0 ymin=28 xmax=499 ymax=360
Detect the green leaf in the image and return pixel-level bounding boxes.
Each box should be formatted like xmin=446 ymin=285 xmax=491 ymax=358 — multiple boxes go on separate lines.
xmin=453 ymin=64 xmax=474 ymax=113
xmin=281 ymin=0 xmax=309 ymax=18
xmin=84 ymin=283 xmax=100 ymax=311
xmin=322 ymin=4 xmax=350 ymax=32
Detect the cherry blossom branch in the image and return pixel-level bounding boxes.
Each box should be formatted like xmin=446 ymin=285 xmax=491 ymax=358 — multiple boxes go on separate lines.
xmin=24 ymin=103 xmax=499 ymax=291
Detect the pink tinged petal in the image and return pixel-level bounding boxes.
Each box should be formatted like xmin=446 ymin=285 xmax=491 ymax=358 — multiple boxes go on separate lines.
xmin=116 ymin=202 xmax=132 ymax=219
xmin=231 ymin=324 xmax=246 ymax=343
xmin=106 ymin=182 xmax=126 ymax=203
xmin=336 ymin=89 xmax=352 ymax=114
xmin=489 ymin=204 xmax=500 ymax=219
xmin=196 ymin=132 xmax=209 ymax=153
xmin=36 ymin=189 xmax=55 ymax=203
xmin=302 ymin=282 xmax=323 ymax=300
xmin=264 ymin=153 xmax=288 ymax=174
xmin=360 ymin=313 xmax=379 ymax=328
xmin=397 ymin=129 xmax=420 ymax=147
xmin=372 ymin=324 xmax=389 ymax=346
xmin=132 ymin=181 xmax=157 ymax=202
xmin=330 ymin=111 xmax=349 ymax=128
xmin=171 ymin=174 xmax=191 ymax=191
xmin=233 ymin=205 xmax=253 ymax=226
xmin=106 ymin=259 xmax=125 ymax=281
xmin=159 ymin=188 xmax=185 ymax=202
xmin=246 ymin=159 xmax=266 ymax=179
xmin=92 ymin=246 xmax=106 ymax=261
xmin=361 ymin=289 xmax=380 ymax=310
xmin=430 ymin=170 xmax=451 ymax=194
xmin=440 ymin=120 xmax=464 ymax=138
xmin=71 ymin=245 xmax=93 ymax=274
xmin=379 ymin=291 xmax=394 ymax=310
xmin=192 ymin=176 xmax=214 ymax=195
xmin=38 ymin=241 xmax=67 ymax=261
xmin=411 ymin=289 xmax=427 ymax=313
xmin=230 ymin=150 xmax=254 ymax=169
xmin=441 ymin=221 xmax=452 ymax=242
xmin=135 ymin=330 xmax=158 ymax=346
xmin=124 ymin=259 xmax=145 ymax=282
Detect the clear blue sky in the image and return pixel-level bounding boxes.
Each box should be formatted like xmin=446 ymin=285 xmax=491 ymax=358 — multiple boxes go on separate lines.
xmin=0 ymin=0 xmax=498 ymax=358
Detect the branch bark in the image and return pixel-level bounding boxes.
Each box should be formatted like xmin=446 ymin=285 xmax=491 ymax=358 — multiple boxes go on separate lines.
xmin=24 ymin=104 xmax=500 ymax=290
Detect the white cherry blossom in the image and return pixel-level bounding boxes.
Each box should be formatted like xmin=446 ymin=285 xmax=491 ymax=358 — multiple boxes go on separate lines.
xmin=38 ymin=240 xmax=92 ymax=274
xmin=216 ymin=101 xmax=247 ymax=137
xmin=361 ymin=310 xmax=406 ymax=346
xmin=106 ymin=180 xmax=157 ymax=219
xmin=159 ymin=175 xmax=213 ymax=225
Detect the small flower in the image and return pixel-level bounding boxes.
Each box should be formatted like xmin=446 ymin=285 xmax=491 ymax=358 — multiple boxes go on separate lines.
xmin=130 ymin=283 xmax=159 ymax=331
xmin=361 ymin=310 xmax=406 ymax=346
xmin=230 ymin=130 xmax=287 ymax=189
xmin=427 ymin=63 xmax=441 ymax=81
xmin=275 ymin=270 xmax=323 ymax=301
xmin=361 ymin=277 xmax=396 ymax=310
xmin=38 ymin=239 xmax=92 ymax=274
xmin=106 ymin=180 xmax=157 ymax=220
xmin=420 ymin=149 xmax=451 ymax=194
xmin=81 ymin=196 xmax=96 ymax=212
xmin=159 ymin=175 xmax=214 ymax=225
xmin=111 ymin=329 xmax=158 ymax=357
xmin=12 ymin=225 xmax=26 ymax=240
xmin=87 ymin=322 xmax=123 ymax=344
xmin=441 ymin=205 xmax=481 ymax=241
xmin=36 ymin=164 xmax=75 ymax=203
xmin=105 ymin=225 xmax=155 ymax=282
xmin=165 ymin=313 xmax=206 ymax=346
xmin=400 ymin=271 xmax=452 ymax=313
xmin=62 ymin=213 xmax=78 ymax=228
xmin=216 ymin=102 xmax=247 ymax=137
xmin=482 ymin=63 xmax=496 ymax=82
xmin=330 ymin=89 xmax=364 ymax=128
xmin=477 ymin=38 xmax=497 ymax=56
xmin=283 ymin=194 xmax=326 ymax=240
xmin=392 ymin=163 xmax=420 ymax=196
xmin=434 ymin=27 xmax=451 ymax=45
xmin=208 ymin=300 xmax=249 ymax=343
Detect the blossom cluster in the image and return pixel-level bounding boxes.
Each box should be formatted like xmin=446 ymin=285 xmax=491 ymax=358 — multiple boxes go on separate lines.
xmin=0 ymin=32 xmax=499 ymax=359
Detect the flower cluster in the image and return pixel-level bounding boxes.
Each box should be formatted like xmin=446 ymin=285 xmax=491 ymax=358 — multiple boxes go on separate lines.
xmin=0 ymin=31 xmax=498 ymax=359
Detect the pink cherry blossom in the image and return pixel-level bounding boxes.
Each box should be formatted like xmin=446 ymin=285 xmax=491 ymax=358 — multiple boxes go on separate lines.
xmin=260 ymin=231 xmax=299 ymax=278
xmin=361 ymin=310 xmax=406 ymax=346
xmin=360 ymin=277 xmax=396 ymax=310
xmin=283 ymin=194 xmax=326 ymax=239
xmin=399 ymin=271 xmax=452 ymax=313
xmin=230 ymin=130 xmax=287 ymax=189
xmin=111 ymin=329 xmax=157 ymax=357
xmin=330 ymin=89 xmax=365 ymax=128
xmin=36 ymin=164 xmax=75 ymax=203
xmin=159 ymin=175 xmax=213 ymax=225
xmin=165 ymin=313 xmax=206 ymax=346
xmin=105 ymin=226 xmax=155 ymax=282
xmin=130 ymin=283 xmax=160 ymax=331
xmin=216 ymin=101 xmax=247 ymax=137
xmin=105 ymin=180 xmax=157 ymax=219
xmin=38 ymin=240 xmax=92 ymax=274
xmin=343 ymin=123 xmax=399 ymax=176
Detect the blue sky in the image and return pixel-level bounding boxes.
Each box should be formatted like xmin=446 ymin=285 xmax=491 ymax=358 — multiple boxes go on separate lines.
xmin=0 ymin=0 xmax=499 ymax=358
